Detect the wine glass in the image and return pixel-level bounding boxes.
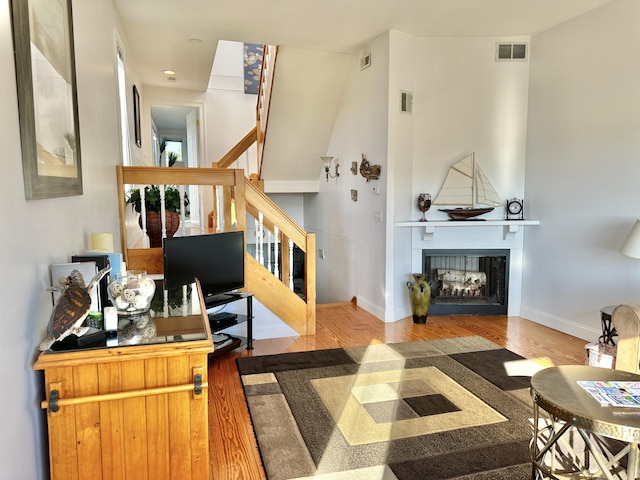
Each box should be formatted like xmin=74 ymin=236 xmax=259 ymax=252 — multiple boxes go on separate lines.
xmin=417 ymin=193 xmax=431 ymax=222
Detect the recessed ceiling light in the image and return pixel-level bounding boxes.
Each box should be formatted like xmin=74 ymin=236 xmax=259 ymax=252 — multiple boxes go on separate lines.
xmin=163 ymin=69 xmax=176 ymax=76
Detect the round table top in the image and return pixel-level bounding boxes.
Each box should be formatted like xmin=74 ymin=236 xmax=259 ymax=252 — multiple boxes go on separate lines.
xmin=531 ymin=365 xmax=640 ymax=442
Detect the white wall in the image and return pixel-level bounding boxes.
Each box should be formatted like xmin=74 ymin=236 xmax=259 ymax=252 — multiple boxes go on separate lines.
xmin=412 ymin=36 xmax=530 ymax=220
xmin=308 ymin=32 xmax=532 ymax=321
xmin=387 ymin=30 xmax=416 ymax=321
xmin=0 ymin=0 xmax=130 ymax=477
xmin=393 ymin=35 xmax=532 ymax=320
xmin=306 ymin=32 xmax=389 ymax=307
xmin=205 ymin=41 xmax=257 ymax=169
xmin=522 ymin=0 xmax=640 ymax=340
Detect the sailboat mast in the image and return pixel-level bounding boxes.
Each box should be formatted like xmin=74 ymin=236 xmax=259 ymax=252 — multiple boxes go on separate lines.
xmin=471 ymin=152 xmax=476 ymax=207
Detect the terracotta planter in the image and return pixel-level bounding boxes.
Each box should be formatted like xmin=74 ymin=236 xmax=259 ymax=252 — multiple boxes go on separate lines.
xmin=139 ymin=210 xmax=180 ymax=247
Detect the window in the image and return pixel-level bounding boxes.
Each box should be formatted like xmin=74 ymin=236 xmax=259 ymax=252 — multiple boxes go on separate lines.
xmin=165 ymin=140 xmax=182 ymax=166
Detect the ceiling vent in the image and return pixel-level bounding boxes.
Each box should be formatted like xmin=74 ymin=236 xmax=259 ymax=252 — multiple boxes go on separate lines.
xmin=400 ymin=90 xmax=413 ymax=114
xmin=495 ymin=43 xmax=528 ymax=62
xmin=360 ymin=52 xmax=372 ymax=70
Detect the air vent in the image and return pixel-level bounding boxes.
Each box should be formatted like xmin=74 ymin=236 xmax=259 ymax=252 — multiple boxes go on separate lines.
xmin=360 ymin=53 xmax=371 ymax=70
xmin=495 ymin=43 xmax=528 ymax=62
xmin=400 ymin=90 xmax=413 ymax=114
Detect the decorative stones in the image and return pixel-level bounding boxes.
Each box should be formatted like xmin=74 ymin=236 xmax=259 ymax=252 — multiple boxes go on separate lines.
xmin=108 ymin=270 xmax=156 ymax=315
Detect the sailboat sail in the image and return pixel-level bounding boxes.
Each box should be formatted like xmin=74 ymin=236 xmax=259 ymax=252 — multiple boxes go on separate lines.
xmin=475 ymin=164 xmax=502 ymax=207
xmin=433 ymin=153 xmax=502 ymax=207
xmin=433 ymin=153 xmax=503 ymax=219
xmin=433 ymin=154 xmax=474 ymax=206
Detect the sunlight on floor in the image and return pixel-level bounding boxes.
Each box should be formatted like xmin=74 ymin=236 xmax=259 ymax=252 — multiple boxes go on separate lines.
xmin=314 ymin=341 xmax=404 ymax=476
xmin=504 ymin=357 xmax=555 ymax=377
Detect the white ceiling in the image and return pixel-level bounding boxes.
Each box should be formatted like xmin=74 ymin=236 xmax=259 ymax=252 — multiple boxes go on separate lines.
xmin=151 ymin=105 xmax=197 ymax=130
xmin=113 ymin=0 xmax=612 ymax=92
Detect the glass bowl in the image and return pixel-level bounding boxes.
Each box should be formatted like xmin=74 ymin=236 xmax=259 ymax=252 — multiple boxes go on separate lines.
xmin=108 ymin=270 xmax=156 ymax=315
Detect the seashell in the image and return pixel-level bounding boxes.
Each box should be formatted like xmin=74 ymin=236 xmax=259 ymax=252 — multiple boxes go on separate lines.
xmin=122 ymin=289 xmax=136 ymax=302
xmin=139 ymin=279 xmax=156 ymax=297
xmin=109 ymin=282 xmax=123 ymax=296
xmin=115 ymin=296 xmax=130 ymax=310
xmin=134 ymin=295 xmax=148 ymax=309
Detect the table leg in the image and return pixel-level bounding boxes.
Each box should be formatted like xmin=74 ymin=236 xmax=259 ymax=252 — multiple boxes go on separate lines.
xmin=599 ymin=308 xmax=617 ymax=345
xmin=246 ymin=295 xmax=253 ymax=350
xmin=628 ymin=443 xmax=639 ymax=480
xmin=530 ymin=404 xmax=573 ymax=478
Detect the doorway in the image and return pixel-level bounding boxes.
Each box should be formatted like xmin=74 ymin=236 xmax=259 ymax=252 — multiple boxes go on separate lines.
xmin=150 ymin=104 xmax=202 ymax=224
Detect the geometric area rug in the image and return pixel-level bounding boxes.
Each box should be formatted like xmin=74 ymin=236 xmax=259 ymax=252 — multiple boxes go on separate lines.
xmin=236 ymin=336 xmax=543 ymax=480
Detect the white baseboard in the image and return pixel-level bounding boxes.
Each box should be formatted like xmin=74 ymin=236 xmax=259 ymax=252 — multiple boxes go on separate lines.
xmin=355 ymin=296 xmax=412 ymax=323
xmin=520 ymin=306 xmax=599 ymax=342
xmin=356 ymin=295 xmax=386 ymax=322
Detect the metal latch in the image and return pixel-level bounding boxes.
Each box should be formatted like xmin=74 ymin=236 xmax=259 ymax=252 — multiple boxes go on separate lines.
xmin=194 ymin=373 xmax=203 ymax=395
xmin=49 ymin=390 xmax=60 ymax=412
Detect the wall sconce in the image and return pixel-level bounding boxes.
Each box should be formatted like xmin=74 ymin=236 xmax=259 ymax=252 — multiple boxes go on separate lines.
xmin=320 ymin=156 xmax=339 ymax=181
xmin=359 ymin=153 xmax=381 ymax=182
xmin=621 ymin=219 xmax=640 ymax=259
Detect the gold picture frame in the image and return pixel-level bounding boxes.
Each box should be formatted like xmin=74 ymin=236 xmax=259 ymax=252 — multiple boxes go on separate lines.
xmin=10 ymin=0 xmax=82 ymax=200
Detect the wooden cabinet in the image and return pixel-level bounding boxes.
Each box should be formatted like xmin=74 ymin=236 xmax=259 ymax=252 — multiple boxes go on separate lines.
xmin=34 ymin=282 xmax=213 ymax=480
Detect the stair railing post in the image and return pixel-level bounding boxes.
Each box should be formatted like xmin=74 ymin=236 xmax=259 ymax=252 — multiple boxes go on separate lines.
xmin=140 ymin=185 xmax=148 ymax=248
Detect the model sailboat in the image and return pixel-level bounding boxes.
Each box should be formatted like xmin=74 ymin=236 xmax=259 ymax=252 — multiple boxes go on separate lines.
xmin=433 ymin=153 xmax=503 ymax=220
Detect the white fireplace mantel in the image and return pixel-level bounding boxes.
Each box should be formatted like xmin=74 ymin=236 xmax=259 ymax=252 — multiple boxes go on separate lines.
xmin=396 ymin=219 xmax=540 ymax=240
xmin=397 ymin=219 xmax=540 ymax=316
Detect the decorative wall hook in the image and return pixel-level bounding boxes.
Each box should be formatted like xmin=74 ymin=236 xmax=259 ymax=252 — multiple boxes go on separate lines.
xmin=359 ymin=154 xmax=381 ymax=182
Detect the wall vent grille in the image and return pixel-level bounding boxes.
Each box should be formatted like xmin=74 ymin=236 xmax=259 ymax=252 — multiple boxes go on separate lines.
xmin=360 ymin=53 xmax=372 ymax=70
xmin=400 ymin=90 xmax=413 ymax=114
xmin=495 ymin=43 xmax=528 ymax=62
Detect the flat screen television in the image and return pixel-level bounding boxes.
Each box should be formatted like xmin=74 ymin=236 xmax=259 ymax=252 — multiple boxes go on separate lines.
xmin=163 ymin=231 xmax=245 ymax=305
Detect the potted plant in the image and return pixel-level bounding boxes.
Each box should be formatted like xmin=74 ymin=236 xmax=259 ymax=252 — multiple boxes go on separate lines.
xmin=126 ymin=185 xmax=189 ymax=247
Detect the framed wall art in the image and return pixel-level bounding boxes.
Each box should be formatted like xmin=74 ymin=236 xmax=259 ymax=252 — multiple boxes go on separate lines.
xmin=10 ymin=0 xmax=83 ymax=200
xmin=133 ymin=85 xmax=141 ymax=148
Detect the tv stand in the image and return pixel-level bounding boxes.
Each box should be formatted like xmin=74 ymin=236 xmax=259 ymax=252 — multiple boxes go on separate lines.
xmin=206 ymin=292 xmax=253 ymax=356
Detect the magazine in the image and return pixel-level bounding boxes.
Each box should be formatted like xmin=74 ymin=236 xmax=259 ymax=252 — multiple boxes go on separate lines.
xmin=577 ymin=380 xmax=640 ymax=408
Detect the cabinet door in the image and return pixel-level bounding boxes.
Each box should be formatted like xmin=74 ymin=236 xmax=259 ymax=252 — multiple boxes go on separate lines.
xmin=44 ymin=353 xmax=209 ymax=480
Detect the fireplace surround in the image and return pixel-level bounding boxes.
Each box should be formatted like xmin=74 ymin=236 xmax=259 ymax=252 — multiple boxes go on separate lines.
xmin=397 ymin=219 xmax=539 ymax=319
xmin=422 ymin=249 xmax=509 ymax=315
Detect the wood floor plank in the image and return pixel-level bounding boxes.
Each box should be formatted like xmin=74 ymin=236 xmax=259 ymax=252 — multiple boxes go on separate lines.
xmin=208 ymin=304 xmax=587 ymax=480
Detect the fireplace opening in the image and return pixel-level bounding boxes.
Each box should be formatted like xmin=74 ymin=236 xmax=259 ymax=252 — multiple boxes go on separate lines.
xmin=422 ymin=249 xmax=509 ymax=315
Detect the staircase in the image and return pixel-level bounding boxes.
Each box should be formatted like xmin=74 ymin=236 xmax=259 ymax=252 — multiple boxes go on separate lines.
xmin=116 ymin=165 xmax=316 ymax=336
xmin=116 ymin=43 xmax=355 ymax=334
xmin=116 ymin=45 xmax=317 ymax=335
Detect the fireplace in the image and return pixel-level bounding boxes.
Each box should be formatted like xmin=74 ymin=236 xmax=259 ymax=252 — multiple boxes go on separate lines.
xmin=422 ymin=249 xmax=509 ymax=315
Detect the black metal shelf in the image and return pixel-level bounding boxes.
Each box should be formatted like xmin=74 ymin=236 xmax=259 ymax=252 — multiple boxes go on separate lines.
xmin=207 ymin=293 xmax=253 ymax=358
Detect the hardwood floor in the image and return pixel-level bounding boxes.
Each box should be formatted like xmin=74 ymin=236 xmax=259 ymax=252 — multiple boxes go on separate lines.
xmin=207 ymin=302 xmax=588 ymax=480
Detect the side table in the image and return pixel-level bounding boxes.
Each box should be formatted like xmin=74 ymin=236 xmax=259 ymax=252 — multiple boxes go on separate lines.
xmin=530 ymin=365 xmax=640 ymax=479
